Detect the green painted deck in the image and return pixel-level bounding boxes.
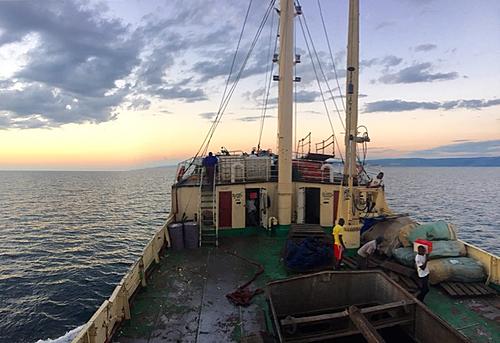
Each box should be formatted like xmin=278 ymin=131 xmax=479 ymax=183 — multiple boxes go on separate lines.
xmin=113 ymin=232 xmax=499 ymax=342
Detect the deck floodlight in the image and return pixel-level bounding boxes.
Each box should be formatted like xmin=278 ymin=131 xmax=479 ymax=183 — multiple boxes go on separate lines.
xmin=295 ymin=54 xmax=301 ymax=63
xmin=294 ymin=76 xmax=302 ymax=82
xmin=273 ymin=75 xmax=280 ymax=81
xmin=295 ymin=5 xmax=302 ymax=15
xmin=273 ymin=53 xmax=279 ymax=63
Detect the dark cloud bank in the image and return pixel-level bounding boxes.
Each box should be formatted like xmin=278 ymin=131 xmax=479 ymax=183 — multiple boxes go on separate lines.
xmin=0 ymin=0 xmax=243 ymax=129
xmin=364 ymin=98 xmax=500 ymax=113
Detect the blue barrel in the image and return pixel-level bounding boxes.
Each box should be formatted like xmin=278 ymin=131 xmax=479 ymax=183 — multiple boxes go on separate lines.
xmin=168 ymin=223 xmax=184 ymax=250
xmin=183 ymin=222 xmax=199 ymax=249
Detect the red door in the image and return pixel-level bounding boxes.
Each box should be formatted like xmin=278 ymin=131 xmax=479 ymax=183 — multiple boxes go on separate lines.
xmin=219 ymin=191 xmax=232 ymax=228
xmin=332 ymin=191 xmax=340 ymax=224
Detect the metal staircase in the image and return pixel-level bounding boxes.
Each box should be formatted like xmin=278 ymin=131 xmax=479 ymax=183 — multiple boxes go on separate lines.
xmin=198 ymin=168 xmax=218 ymax=247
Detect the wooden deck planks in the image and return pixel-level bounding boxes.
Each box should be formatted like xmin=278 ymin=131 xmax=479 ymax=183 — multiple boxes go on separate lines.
xmin=440 ymin=282 xmax=497 ymax=297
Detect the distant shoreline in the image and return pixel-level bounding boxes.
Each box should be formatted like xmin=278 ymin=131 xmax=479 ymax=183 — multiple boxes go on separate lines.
xmin=1 ymin=156 xmax=499 ymax=172
xmin=368 ymin=156 xmax=500 ymax=167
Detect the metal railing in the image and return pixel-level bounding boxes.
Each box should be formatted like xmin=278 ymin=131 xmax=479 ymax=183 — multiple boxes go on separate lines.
xmin=175 ymin=155 xmax=380 ymax=186
xmin=72 ymin=217 xmax=172 ymax=343
xmin=315 ymin=134 xmax=335 ymax=156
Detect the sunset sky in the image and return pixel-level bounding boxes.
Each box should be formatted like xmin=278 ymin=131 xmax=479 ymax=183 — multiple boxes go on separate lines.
xmin=0 ymin=0 xmax=499 ymax=170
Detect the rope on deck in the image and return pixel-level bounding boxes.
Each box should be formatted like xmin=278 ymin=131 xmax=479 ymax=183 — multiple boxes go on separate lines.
xmin=224 ymin=250 xmax=265 ymax=307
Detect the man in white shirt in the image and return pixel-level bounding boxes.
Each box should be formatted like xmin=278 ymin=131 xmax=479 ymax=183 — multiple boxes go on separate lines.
xmin=415 ymin=245 xmax=430 ymax=303
xmin=368 ymin=172 xmax=384 ymax=188
xmin=357 ymin=237 xmax=383 ymax=269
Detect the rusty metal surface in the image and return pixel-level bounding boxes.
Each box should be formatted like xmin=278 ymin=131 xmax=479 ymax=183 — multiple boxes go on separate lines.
xmin=267 ymin=270 xmax=470 ymax=343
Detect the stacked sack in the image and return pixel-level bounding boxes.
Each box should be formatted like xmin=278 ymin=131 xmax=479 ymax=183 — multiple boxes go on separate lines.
xmin=363 ymin=219 xmax=485 ymax=284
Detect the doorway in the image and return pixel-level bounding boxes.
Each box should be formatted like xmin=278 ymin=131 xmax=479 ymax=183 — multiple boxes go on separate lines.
xmin=218 ymin=191 xmax=232 ymax=228
xmin=305 ymin=188 xmax=320 ymax=224
xmin=245 ymin=188 xmax=260 ymax=227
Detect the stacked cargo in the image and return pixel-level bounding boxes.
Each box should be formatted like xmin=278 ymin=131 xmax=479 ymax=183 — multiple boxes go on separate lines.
xmin=363 ymin=219 xmax=485 ymax=284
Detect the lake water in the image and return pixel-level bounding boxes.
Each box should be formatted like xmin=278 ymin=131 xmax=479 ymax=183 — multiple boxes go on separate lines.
xmin=0 ymin=167 xmax=498 ymax=342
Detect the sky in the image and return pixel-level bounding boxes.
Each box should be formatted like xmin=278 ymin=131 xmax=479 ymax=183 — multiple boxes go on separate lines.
xmin=0 ymin=0 xmax=499 ymax=170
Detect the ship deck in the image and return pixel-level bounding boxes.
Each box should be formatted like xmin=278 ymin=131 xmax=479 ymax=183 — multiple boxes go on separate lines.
xmin=113 ymin=232 xmax=500 ymax=343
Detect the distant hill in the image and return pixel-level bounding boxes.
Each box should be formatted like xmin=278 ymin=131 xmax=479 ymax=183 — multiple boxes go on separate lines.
xmin=368 ymin=156 xmax=500 ymax=167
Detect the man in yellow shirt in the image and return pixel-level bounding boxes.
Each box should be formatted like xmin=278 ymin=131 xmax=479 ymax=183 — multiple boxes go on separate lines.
xmin=332 ymin=218 xmax=346 ymax=269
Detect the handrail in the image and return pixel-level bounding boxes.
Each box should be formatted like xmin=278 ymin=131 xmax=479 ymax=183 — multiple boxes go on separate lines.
xmin=296 ymin=132 xmax=312 ymax=158
xmin=212 ymin=169 xmax=218 ymax=246
xmin=198 ymin=167 xmax=204 ymax=247
xmin=71 ymin=215 xmax=173 ymax=343
xmin=315 ymin=134 xmax=335 ymax=156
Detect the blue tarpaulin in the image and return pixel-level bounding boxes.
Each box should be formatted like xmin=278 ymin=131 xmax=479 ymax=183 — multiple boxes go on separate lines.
xmin=284 ymin=237 xmax=333 ymax=272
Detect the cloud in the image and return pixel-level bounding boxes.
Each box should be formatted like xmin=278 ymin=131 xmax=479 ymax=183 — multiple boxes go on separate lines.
xmin=378 ymin=62 xmax=459 ymax=84
xmin=361 ymin=55 xmax=402 ymax=69
xmin=374 ymin=21 xmax=396 ymax=30
xmin=414 ymin=43 xmax=437 ymax=52
xmin=236 ymin=115 xmax=275 ymax=122
xmin=199 ymin=112 xmax=216 ymax=120
xmin=153 ymin=86 xmax=206 ymax=103
xmin=295 ymin=90 xmax=321 ymax=103
xmin=0 ymin=83 xmax=130 ymax=128
xmin=127 ymin=97 xmax=151 ymax=111
xmin=0 ymin=0 xmax=240 ymax=129
xmin=412 ymin=140 xmax=500 ymax=157
xmin=364 ymin=98 xmax=500 ymax=113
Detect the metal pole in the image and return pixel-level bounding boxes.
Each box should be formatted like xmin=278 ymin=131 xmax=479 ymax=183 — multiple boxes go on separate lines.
xmin=339 ymin=0 xmax=361 ymax=248
xmin=277 ymin=0 xmax=294 ymax=226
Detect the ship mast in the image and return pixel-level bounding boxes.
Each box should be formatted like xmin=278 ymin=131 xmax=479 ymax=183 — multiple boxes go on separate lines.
xmin=277 ymin=0 xmax=294 ymax=226
xmin=339 ymin=0 xmax=362 ymax=247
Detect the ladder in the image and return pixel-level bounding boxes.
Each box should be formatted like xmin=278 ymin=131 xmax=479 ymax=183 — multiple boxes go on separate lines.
xmin=198 ymin=167 xmax=218 ymax=247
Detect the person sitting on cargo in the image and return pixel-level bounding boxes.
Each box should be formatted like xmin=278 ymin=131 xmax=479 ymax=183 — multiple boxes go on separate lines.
xmin=356 ymin=237 xmax=383 ymax=269
xmin=368 ymin=172 xmax=384 ymax=188
xmin=202 ymin=152 xmax=218 ymax=185
xmin=415 ymin=245 xmax=430 ymax=303
xmin=332 ymin=218 xmax=346 ymax=270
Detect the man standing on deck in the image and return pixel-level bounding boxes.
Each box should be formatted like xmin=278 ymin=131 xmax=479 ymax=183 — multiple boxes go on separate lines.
xmin=332 ymin=218 xmax=346 ymax=270
xmin=202 ymin=152 xmax=218 ymax=185
xmin=356 ymin=236 xmax=383 ymax=269
xmin=415 ymin=245 xmax=430 ymax=303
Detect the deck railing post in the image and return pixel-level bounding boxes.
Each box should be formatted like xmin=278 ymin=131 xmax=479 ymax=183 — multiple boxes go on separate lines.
xmin=139 ymin=259 xmax=147 ymax=287
xmin=153 ymin=236 xmax=160 ymax=264
xmin=121 ymin=286 xmax=131 ymax=320
xmin=87 ymin=323 xmax=96 ymax=343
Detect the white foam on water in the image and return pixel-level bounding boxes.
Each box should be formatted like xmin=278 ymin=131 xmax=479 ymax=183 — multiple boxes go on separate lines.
xmin=34 ymin=325 xmax=84 ymax=343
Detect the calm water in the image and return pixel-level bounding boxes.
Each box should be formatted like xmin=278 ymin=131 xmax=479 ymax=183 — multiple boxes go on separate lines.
xmin=0 ymin=167 xmax=498 ymax=342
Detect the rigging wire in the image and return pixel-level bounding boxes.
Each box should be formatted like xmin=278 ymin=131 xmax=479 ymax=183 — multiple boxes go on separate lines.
xmin=317 ymin=0 xmax=346 ymax=112
xmin=205 ymin=0 xmax=276 ymax=156
xmin=190 ymin=0 xmax=255 ymax=165
xmin=297 ymin=0 xmax=345 ymax=132
xmin=297 ymin=14 xmax=344 ymax=163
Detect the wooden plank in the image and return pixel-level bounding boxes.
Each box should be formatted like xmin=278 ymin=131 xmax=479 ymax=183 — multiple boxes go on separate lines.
xmin=441 ymin=283 xmax=458 ymax=297
xmin=465 ymin=283 xmax=484 ymax=296
xmin=343 ymin=256 xmax=358 ymax=270
xmin=455 ymin=282 xmax=475 ymax=296
xmin=448 ymin=282 xmax=466 ymax=296
xmin=474 ymin=283 xmax=494 ymax=295
xmin=280 ymin=300 xmax=415 ymax=326
xmin=379 ymin=261 xmax=416 ymax=278
xmin=348 ymin=306 xmax=386 ymax=343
